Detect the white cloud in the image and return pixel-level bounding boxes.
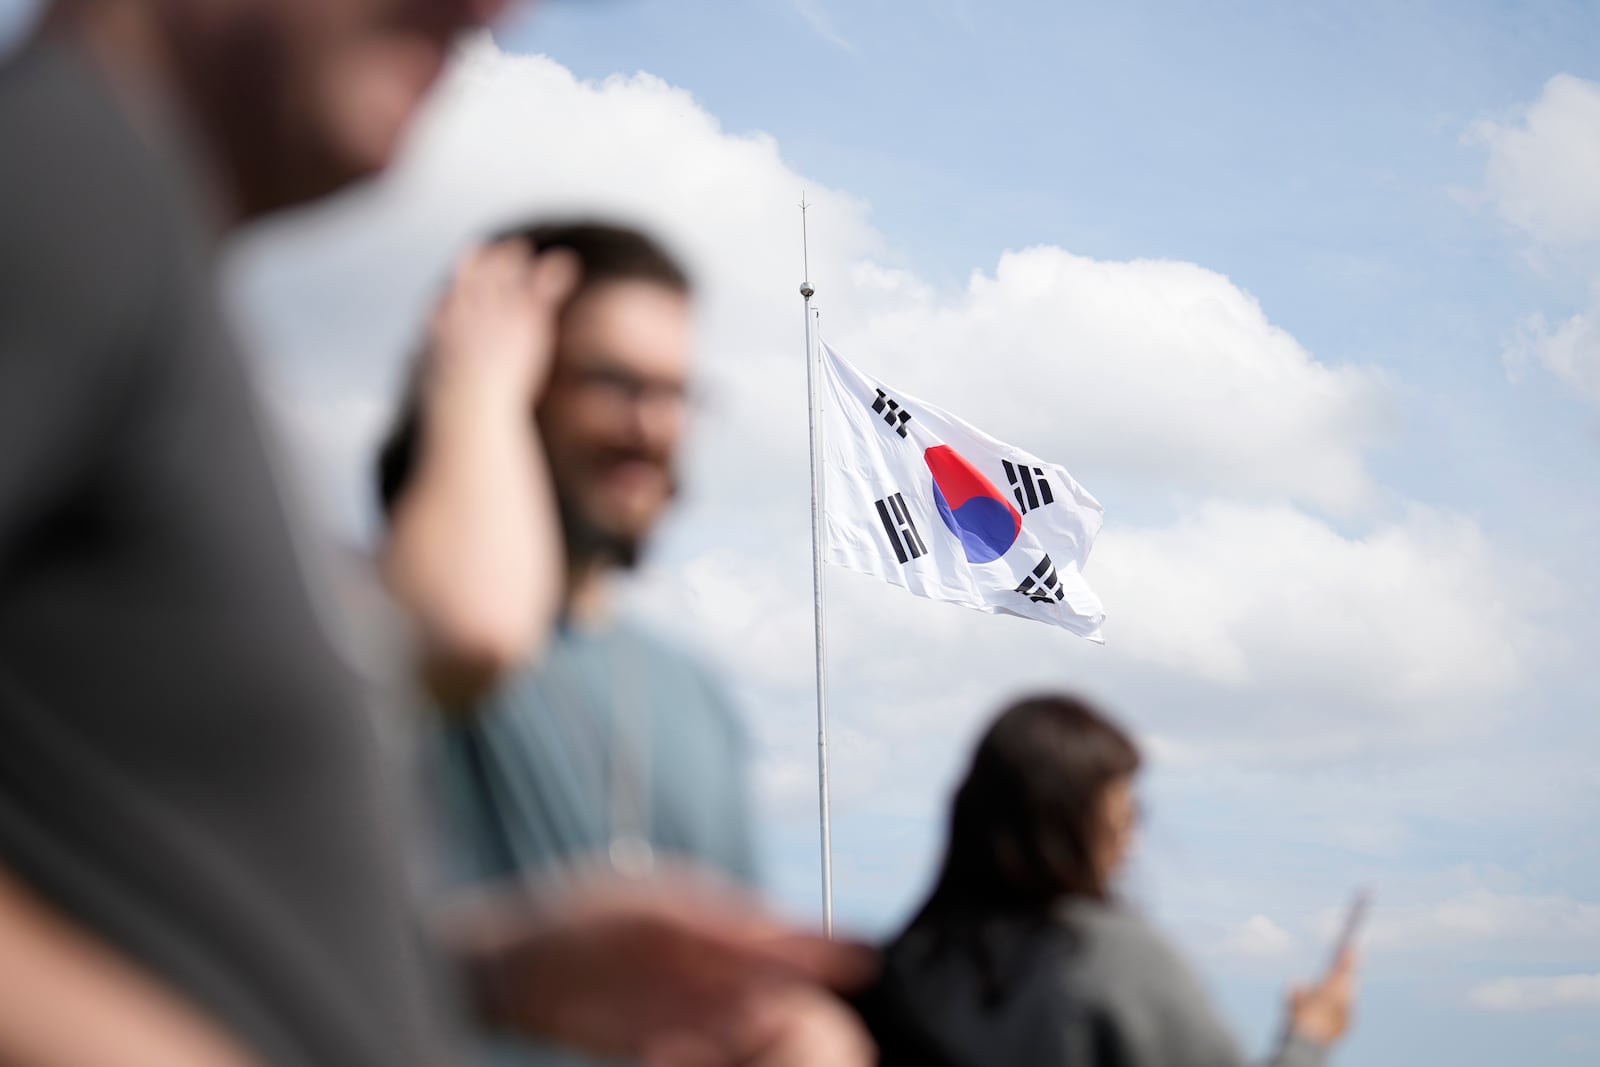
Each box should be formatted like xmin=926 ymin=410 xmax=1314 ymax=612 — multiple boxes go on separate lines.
xmin=631 ymin=495 xmax=1542 ymax=792
xmin=1471 ymin=74 xmax=1600 ymax=411
xmin=1093 ymin=502 xmax=1534 ymax=706
xmin=254 ymin=366 xmax=393 ymax=534
xmin=1220 ymin=915 xmax=1297 ymax=960
xmin=229 ymin=37 xmax=1387 ymax=530
xmin=224 ymin=41 xmax=1512 ymax=759
xmin=659 ymin=552 xmax=816 ymax=691
xmin=1505 ymin=284 xmax=1600 ymax=411
xmin=788 ymin=0 xmax=853 ymax=52
xmin=1171 ymin=875 xmax=1600 ymax=993
xmin=837 ymin=249 xmax=1386 ymax=514
xmin=1364 ymin=888 xmax=1600 ymax=954
xmin=1471 ymin=74 xmax=1600 ymax=248
xmin=1470 ymin=973 xmax=1600 ymax=1013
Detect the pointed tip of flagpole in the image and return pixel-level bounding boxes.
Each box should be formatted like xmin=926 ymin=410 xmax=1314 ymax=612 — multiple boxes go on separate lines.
xmin=799 ymin=193 xmax=815 ymax=302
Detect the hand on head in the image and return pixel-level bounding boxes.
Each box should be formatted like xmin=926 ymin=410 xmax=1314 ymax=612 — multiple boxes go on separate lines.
xmin=427 ymin=240 xmax=581 ymax=403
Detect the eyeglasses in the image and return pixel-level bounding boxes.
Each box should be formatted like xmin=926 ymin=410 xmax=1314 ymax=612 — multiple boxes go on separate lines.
xmin=555 ymin=364 xmax=699 ymax=414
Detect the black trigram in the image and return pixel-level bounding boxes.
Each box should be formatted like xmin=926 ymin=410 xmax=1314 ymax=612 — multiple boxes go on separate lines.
xmin=1015 ymin=554 xmax=1065 ymax=604
xmin=1003 ymin=459 xmax=1055 ymax=514
xmin=874 ymin=492 xmax=927 ymax=564
xmin=871 ymin=389 xmax=912 ymax=438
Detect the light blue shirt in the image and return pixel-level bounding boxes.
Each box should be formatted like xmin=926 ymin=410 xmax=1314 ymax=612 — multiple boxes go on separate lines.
xmin=429 ymin=618 xmax=757 ymax=1067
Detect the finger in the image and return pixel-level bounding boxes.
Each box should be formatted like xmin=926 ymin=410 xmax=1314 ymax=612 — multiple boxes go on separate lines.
xmin=437 ymin=246 xmax=487 ymax=312
xmin=1324 ymin=948 xmax=1358 ymax=989
xmin=524 ymin=248 xmax=582 ymax=313
xmin=1324 ymin=971 xmax=1355 ymax=1002
xmin=447 ymin=241 xmax=522 ymax=304
xmin=461 ymin=242 xmax=511 ymax=280
xmin=439 ymin=247 xmax=493 ymax=321
xmin=485 ymin=236 xmax=533 ymax=259
xmin=753 ymin=934 xmax=879 ymax=992
xmin=640 ymin=1031 xmax=732 ymax=1067
xmin=430 ymin=247 xmax=502 ymax=353
xmin=726 ymin=988 xmax=877 ymax=1067
xmin=633 ymin=893 xmax=870 ymax=987
xmin=480 ymin=240 xmax=532 ymax=292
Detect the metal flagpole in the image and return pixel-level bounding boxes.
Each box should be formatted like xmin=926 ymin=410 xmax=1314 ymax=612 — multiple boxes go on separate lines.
xmin=799 ymin=194 xmax=834 ymax=936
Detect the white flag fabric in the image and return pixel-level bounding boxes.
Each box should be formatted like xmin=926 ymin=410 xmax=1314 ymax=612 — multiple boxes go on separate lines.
xmin=819 ymin=340 xmax=1107 ymax=641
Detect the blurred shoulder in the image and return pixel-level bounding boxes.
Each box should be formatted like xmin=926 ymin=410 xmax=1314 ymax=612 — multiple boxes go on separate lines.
xmin=1054 ymin=899 xmax=1244 ymax=1063
xmin=1061 ymin=899 xmax=1177 ymax=948
xmin=1 ymin=35 xmax=195 ymax=269
xmin=0 ymin=34 xmax=209 ymax=367
xmin=1054 ymin=899 xmax=1202 ymax=997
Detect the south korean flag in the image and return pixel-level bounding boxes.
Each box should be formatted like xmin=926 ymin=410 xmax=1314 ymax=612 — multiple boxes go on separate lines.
xmin=819 ymin=340 xmax=1106 ymax=642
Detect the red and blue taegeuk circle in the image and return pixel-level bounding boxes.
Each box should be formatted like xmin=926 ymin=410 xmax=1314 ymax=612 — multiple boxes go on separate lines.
xmin=925 ymin=445 xmax=1022 ymax=564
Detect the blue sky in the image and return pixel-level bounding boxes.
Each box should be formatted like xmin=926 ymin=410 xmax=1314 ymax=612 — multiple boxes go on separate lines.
xmin=515 ymin=0 xmax=1600 ymax=519
xmin=6 ymin=1 xmax=1600 ymax=1064
xmin=546 ymin=4 xmax=1596 ymax=1063
xmin=474 ymin=9 xmax=1600 ymax=1064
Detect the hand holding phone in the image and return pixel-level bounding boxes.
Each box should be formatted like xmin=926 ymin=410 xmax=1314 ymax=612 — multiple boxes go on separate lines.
xmin=1285 ymin=889 xmax=1368 ymax=1047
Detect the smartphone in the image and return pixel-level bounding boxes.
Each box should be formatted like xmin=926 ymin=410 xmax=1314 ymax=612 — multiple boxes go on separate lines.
xmin=1329 ymin=888 xmax=1372 ymax=968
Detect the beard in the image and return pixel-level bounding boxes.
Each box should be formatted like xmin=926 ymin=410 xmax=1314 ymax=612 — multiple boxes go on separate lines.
xmin=558 ymin=493 xmax=644 ymax=570
xmin=554 ymin=461 xmax=680 ymax=571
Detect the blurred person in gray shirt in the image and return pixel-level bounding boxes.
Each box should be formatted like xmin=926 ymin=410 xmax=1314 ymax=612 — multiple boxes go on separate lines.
xmin=0 ymin=4 xmax=869 ymax=1066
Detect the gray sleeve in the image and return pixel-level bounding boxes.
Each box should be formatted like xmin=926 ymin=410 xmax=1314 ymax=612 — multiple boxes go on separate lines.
xmin=0 ymin=139 xmax=175 ymax=571
xmin=0 ymin=254 xmax=130 ymax=567
xmin=1073 ymin=913 xmax=1328 ymax=1067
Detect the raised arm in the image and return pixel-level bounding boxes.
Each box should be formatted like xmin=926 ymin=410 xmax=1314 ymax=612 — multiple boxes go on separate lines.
xmin=1082 ymin=919 xmax=1354 ymax=1067
xmin=381 ymin=243 xmax=579 ymax=702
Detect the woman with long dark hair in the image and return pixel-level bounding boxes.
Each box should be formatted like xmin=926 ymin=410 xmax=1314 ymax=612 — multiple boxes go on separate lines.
xmin=857 ymin=694 xmax=1357 ymax=1066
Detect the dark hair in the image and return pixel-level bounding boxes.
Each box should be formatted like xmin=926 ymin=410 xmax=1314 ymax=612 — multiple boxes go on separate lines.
xmin=374 ymin=221 xmax=691 ymax=516
xmin=912 ymin=693 xmax=1141 ymax=928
